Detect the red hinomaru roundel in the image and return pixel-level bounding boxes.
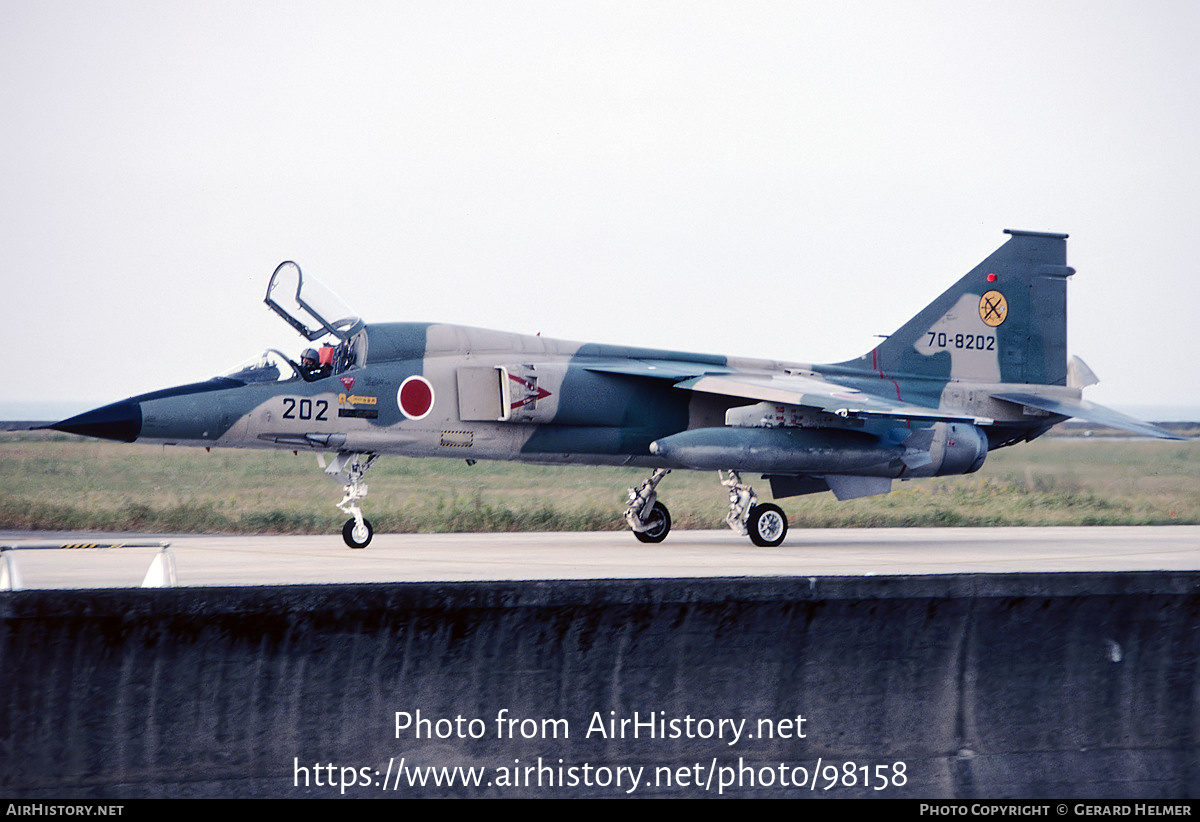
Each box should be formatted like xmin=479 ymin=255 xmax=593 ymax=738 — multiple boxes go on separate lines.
xmin=397 ymin=375 xmax=434 ymax=420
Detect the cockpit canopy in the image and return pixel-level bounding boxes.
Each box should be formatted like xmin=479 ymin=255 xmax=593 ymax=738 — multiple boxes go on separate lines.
xmin=265 ymin=261 xmax=364 ymax=342
xmin=220 ymin=349 xmax=302 ymax=383
xmin=251 ymin=261 xmax=369 ymax=380
xmin=218 ymin=263 xmax=370 ymax=384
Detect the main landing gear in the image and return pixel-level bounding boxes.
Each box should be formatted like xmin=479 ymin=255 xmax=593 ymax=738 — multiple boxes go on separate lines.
xmin=720 ymin=469 xmax=788 ymax=547
xmin=324 ymin=451 xmax=378 ymax=548
xmin=624 ymin=468 xmax=789 ymax=547
xmin=625 ymin=468 xmax=671 ymax=543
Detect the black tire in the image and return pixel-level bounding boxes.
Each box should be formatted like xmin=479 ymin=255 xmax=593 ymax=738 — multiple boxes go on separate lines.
xmin=342 ymin=517 xmax=374 ymax=549
xmin=747 ymin=503 xmax=787 ymax=547
xmin=633 ymin=501 xmax=671 ymax=544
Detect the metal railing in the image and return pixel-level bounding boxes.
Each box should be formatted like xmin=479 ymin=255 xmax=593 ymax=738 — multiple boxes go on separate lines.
xmin=1 ymin=540 xmax=176 ymax=590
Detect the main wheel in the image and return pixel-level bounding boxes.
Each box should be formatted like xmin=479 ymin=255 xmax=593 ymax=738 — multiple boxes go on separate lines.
xmin=747 ymin=503 xmax=787 ymax=547
xmin=633 ymin=501 xmax=671 ymax=543
xmin=342 ymin=517 xmax=374 ymax=549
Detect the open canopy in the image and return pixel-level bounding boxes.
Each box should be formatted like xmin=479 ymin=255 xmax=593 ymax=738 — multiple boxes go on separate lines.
xmin=265 ymin=261 xmax=364 ymax=342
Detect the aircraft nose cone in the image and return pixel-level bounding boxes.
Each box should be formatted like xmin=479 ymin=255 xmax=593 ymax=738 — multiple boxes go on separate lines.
xmin=46 ymin=401 xmax=142 ymax=443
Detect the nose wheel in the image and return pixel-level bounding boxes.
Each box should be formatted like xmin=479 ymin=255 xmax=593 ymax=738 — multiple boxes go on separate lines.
xmin=342 ymin=517 xmax=374 ymax=549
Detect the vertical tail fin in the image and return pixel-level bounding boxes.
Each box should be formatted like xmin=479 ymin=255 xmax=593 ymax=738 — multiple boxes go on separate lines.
xmin=835 ymin=230 xmax=1074 ymax=391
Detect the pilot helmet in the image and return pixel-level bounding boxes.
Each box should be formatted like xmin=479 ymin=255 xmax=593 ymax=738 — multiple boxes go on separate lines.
xmin=300 ymin=348 xmax=318 ymax=365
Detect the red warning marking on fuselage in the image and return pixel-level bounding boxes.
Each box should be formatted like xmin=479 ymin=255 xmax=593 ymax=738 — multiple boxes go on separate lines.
xmin=340 ymin=376 xmax=355 ymax=391
xmin=508 ymin=374 xmax=552 ymax=410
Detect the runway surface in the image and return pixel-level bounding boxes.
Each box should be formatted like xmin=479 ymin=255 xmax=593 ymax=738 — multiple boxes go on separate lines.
xmin=2 ymin=526 xmax=1197 ymax=589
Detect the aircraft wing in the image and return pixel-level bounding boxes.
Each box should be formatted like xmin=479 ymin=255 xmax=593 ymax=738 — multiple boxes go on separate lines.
xmin=587 ymin=362 xmax=1181 ymax=436
xmin=992 ymin=392 xmax=1184 ymax=440
xmin=584 ymin=360 xmax=732 ymax=381
xmin=586 ymin=361 xmax=989 ymax=423
xmin=677 ymin=373 xmax=991 ymax=424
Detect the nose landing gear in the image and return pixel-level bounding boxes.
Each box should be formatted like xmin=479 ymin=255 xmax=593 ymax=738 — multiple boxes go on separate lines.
xmin=324 ymin=451 xmax=379 ymax=548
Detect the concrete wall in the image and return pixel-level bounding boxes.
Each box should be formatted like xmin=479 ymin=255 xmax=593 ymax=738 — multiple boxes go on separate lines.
xmin=2 ymin=573 xmax=1197 ymax=798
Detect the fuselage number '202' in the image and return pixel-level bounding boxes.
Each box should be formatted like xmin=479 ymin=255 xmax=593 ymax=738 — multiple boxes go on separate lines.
xmin=282 ymin=397 xmax=329 ymax=421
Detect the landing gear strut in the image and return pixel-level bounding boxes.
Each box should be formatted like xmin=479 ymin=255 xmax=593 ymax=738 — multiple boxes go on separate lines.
xmin=721 ymin=470 xmax=788 ymax=547
xmin=623 ymin=466 xmax=788 ymax=546
xmin=625 ymin=468 xmax=671 ymax=543
xmin=325 ymin=451 xmax=378 ymax=548
xmin=720 ymin=470 xmax=756 ymax=535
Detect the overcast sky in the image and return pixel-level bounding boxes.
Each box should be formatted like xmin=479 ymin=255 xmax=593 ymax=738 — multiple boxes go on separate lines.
xmin=4 ymin=1 xmax=1198 ymax=418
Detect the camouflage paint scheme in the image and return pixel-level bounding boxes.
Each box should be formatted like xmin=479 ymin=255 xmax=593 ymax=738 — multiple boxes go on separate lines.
xmin=49 ymin=230 xmax=1180 ymax=548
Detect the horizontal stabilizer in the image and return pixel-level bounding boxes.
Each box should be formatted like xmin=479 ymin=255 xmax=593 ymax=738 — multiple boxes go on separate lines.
xmin=992 ymin=393 xmax=1184 ymax=440
xmin=1067 ymin=355 xmax=1099 ymax=389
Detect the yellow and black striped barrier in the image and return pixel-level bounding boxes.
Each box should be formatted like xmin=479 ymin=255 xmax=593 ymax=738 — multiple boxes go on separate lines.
xmin=1 ymin=540 xmax=175 ymax=590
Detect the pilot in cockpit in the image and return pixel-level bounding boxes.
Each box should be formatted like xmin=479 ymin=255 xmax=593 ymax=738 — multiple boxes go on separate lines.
xmin=299 ymin=347 xmax=332 ymax=380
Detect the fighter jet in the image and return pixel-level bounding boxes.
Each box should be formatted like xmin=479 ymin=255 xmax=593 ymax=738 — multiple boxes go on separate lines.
xmin=47 ymin=230 xmax=1179 ymax=548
